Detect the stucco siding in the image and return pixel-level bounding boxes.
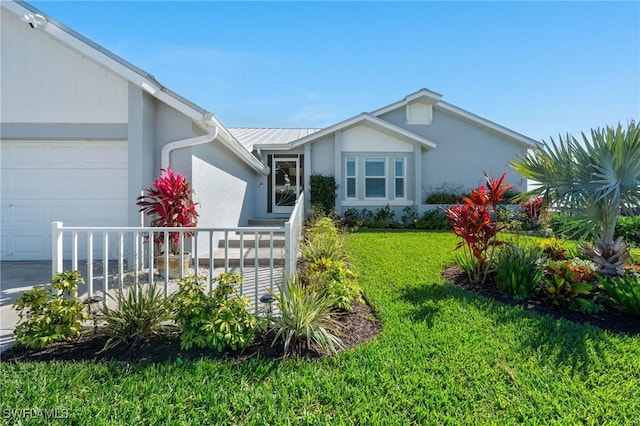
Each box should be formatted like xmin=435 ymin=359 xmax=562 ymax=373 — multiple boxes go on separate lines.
xmin=1 ymin=11 xmax=128 ymax=124
xmin=378 ymin=108 xmax=527 ymax=197
xmin=310 ymin=136 xmax=335 ymax=176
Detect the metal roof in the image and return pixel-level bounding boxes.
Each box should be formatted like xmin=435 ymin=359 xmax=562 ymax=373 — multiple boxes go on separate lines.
xmin=229 ymin=128 xmax=321 ymax=151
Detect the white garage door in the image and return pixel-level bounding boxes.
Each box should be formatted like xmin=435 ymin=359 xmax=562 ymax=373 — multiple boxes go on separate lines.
xmin=1 ymin=140 xmax=128 ymax=260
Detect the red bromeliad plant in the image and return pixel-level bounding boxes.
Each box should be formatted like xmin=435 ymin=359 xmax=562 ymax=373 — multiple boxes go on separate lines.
xmin=137 ymin=167 xmax=199 ymax=255
xmin=444 ymin=173 xmax=512 ymax=283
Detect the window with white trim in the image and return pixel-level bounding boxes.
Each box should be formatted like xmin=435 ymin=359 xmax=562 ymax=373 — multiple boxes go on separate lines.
xmin=346 ymin=158 xmax=357 ymax=199
xmin=395 ymin=157 xmax=405 ymax=199
xmin=365 ymin=158 xmax=386 ymax=198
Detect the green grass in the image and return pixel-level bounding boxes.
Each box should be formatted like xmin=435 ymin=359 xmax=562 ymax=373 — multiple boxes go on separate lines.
xmin=2 ymin=231 xmax=640 ymax=425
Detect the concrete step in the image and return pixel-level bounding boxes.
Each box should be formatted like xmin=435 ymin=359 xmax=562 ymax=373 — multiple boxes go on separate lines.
xmin=219 ymin=233 xmax=285 ymax=248
xmin=199 ymin=246 xmax=285 ymax=267
xmin=248 ymin=218 xmax=288 ymax=227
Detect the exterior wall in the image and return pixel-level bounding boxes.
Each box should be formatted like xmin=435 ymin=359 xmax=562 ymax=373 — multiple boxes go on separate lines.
xmin=191 ymin=141 xmax=257 ymax=256
xmin=1 ymin=11 xmax=128 ymax=124
xmin=378 ymin=108 xmax=528 ymax=199
xmin=309 ymin=136 xmax=335 ymax=176
xmin=342 ymin=125 xmax=414 ymax=152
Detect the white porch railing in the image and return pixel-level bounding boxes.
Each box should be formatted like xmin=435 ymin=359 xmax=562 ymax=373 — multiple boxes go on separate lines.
xmin=284 ymin=191 xmax=305 ymax=282
xmin=51 ymin=193 xmax=306 ymax=312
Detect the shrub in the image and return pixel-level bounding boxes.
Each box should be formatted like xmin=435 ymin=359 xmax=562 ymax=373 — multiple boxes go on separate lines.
xmin=98 ymin=283 xmax=173 ymax=352
xmin=171 ymin=273 xmax=257 ymax=351
xmin=455 ymin=251 xmax=479 ymax=280
xmin=305 ymin=257 xmax=362 ymax=311
xmin=12 ymin=271 xmax=88 ymax=350
xmin=374 ymin=204 xmax=396 ymax=225
xmin=269 ymin=278 xmax=343 ymax=357
xmin=401 ymin=206 xmax=418 ymax=227
xmin=537 ymin=238 xmax=568 ymax=260
xmin=522 ymin=196 xmax=545 ymax=224
xmin=341 ymin=208 xmax=364 ymax=228
xmin=616 ymin=216 xmax=640 ymax=247
xmin=416 ymin=209 xmax=450 ymax=230
xmin=493 ymin=242 xmax=543 ymax=301
xmin=310 ymin=174 xmax=339 ymax=215
xmin=542 ymin=260 xmax=602 ymax=312
xmin=425 ymin=183 xmax=464 ymax=204
xmin=444 ymin=173 xmax=512 ymax=283
xmin=598 ymin=272 xmax=640 ymax=316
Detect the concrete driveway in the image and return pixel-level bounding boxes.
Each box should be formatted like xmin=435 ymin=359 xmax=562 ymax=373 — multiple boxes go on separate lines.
xmin=1 ymin=261 xmax=54 ymax=353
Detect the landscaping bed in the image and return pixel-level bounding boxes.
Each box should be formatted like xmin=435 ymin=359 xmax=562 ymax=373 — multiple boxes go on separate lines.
xmin=1 ymin=298 xmax=381 ymax=363
xmin=442 ymin=265 xmax=640 ymax=336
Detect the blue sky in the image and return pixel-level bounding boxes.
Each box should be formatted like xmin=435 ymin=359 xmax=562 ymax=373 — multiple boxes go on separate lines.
xmin=30 ymin=1 xmax=639 ymax=142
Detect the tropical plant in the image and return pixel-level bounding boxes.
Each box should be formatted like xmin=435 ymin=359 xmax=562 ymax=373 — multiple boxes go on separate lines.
xmin=493 ymin=242 xmax=543 ymax=301
xmin=171 ymin=273 xmax=257 ymax=351
xmin=616 ymin=216 xmax=640 ymax=247
xmin=12 ymin=271 xmax=88 ymax=349
xmin=309 ymin=174 xmax=339 ymax=215
xmin=522 ymin=196 xmax=545 ymax=225
xmin=269 ymin=277 xmax=344 ymax=357
xmin=542 ymin=260 xmax=602 ymax=312
xmin=98 ymin=283 xmax=173 ymax=352
xmin=511 ymin=122 xmax=640 ymax=275
xmin=443 ymin=173 xmax=512 ymax=282
xmin=537 ymin=238 xmax=568 ymax=261
xmin=374 ymin=204 xmax=396 ymax=224
xmin=305 ymin=257 xmax=362 ymax=311
xmin=598 ymin=270 xmax=640 ymax=316
xmin=401 ymin=206 xmax=418 ymax=227
xmin=137 ymin=167 xmax=199 ymax=255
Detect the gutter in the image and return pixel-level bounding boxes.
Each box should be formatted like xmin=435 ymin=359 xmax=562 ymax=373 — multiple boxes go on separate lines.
xmin=161 ymin=126 xmax=218 ymax=169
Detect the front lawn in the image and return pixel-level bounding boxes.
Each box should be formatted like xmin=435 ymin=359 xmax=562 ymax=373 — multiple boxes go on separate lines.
xmin=2 ymin=231 xmax=639 ymax=424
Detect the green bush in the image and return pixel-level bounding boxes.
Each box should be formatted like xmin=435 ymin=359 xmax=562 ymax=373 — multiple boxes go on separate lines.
xmin=616 ymin=216 xmax=640 ymax=247
xmin=12 ymin=271 xmax=88 ymax=350
xmin=493 ymin=242 xmax=543 ymax=301
xmin=98 ymin=283 xmax=173 ymax=352
xmin=401 ymin=206 xmax=418 ymax=227
xmin=306 ymin=257 xmax=362 ymax=311
xmin=598 ymin=272 xmax=640 ymax=316
xmin=425 ymin=183 xmax=465 ymax=204
xmin=416 ymin=209 xmax=450 ymax=230
xmin=310 ymin=174 xmax=338 ymax=215
xmin=542 ymin=261 xmax=602 ymax=313
xmin=300 ymin=214 xmax=362 ymax=310
xmin=171 ymin=273 xmax=258 ymax=352
xmin=537 ymin=237 xmax=568 ymax=260
xmin=374 ymin=204 xmax=396 ymax=224
xmin=269 ymin=278 xmax=343 ymax=357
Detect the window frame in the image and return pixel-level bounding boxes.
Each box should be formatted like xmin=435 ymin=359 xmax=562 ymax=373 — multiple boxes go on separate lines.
xmin=394 ymin=157 xmax=406 ymax=200
xmin=364 ymin=157 xmax=387 ymax=200
xmin=345 ymin=157 xmax=357 ymax=200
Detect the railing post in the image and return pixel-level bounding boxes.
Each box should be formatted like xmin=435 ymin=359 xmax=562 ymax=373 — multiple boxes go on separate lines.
xmin=52 ymin=221 xmax=63 ymax=278
xmin=284 ymin=221 xmax=292 ymax=283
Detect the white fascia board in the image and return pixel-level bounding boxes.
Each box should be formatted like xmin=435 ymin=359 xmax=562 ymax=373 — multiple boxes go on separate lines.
xmin=212 ymin=120 xmax=270 ymax=175
xmin=371 ymin=88 xmax=443 ymax=117
xmin=435 ymin=102 xmax=540 ymax=149
xmin=261 ymin=113 xmax=436 ymax=151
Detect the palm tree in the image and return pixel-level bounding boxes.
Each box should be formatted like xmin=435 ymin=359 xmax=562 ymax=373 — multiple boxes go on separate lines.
xmin=511 ymin=122 xmax=640 ymax=275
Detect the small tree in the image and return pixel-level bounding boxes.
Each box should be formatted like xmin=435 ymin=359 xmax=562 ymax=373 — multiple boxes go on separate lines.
xmin=443 ymin=173 xmax=512 ymax=283
xmin=511 ymin=122 xmax=640 ymax=275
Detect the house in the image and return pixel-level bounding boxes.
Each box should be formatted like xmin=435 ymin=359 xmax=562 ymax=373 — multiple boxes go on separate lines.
xmin=0 ymin=1 xmax=538 ymax=262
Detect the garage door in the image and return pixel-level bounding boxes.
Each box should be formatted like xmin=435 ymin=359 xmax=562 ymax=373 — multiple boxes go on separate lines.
xmin=1 ymin=140 xmax=128 ymax=260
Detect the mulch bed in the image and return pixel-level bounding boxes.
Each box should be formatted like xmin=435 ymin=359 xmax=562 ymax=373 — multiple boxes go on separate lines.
xmin=441 ymin=265 xmax=640 ymax=336
xmin=0 ymin=297 xmax=382 ymax=363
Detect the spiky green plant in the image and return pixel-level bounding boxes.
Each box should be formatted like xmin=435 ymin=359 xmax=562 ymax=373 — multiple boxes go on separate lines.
xmin=269 ymin=277 xmax=344 ymax=357
xmin=98 ymin=283 xmax=173 ymax=353
xmin=511 ymin=122 xmax=640 ymax=275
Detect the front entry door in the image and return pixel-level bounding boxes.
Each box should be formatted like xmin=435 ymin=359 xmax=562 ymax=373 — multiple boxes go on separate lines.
xmin=272 ymin=158 xmax=300 ymax=214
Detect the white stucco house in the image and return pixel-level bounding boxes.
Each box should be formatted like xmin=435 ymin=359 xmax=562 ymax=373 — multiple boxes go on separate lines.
xmin=0 ymin=1 xmax=538 ymax=261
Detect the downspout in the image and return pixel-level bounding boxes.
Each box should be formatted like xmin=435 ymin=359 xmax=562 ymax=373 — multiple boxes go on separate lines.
xmin=160 ymin=125 xmax=218 ymax=169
